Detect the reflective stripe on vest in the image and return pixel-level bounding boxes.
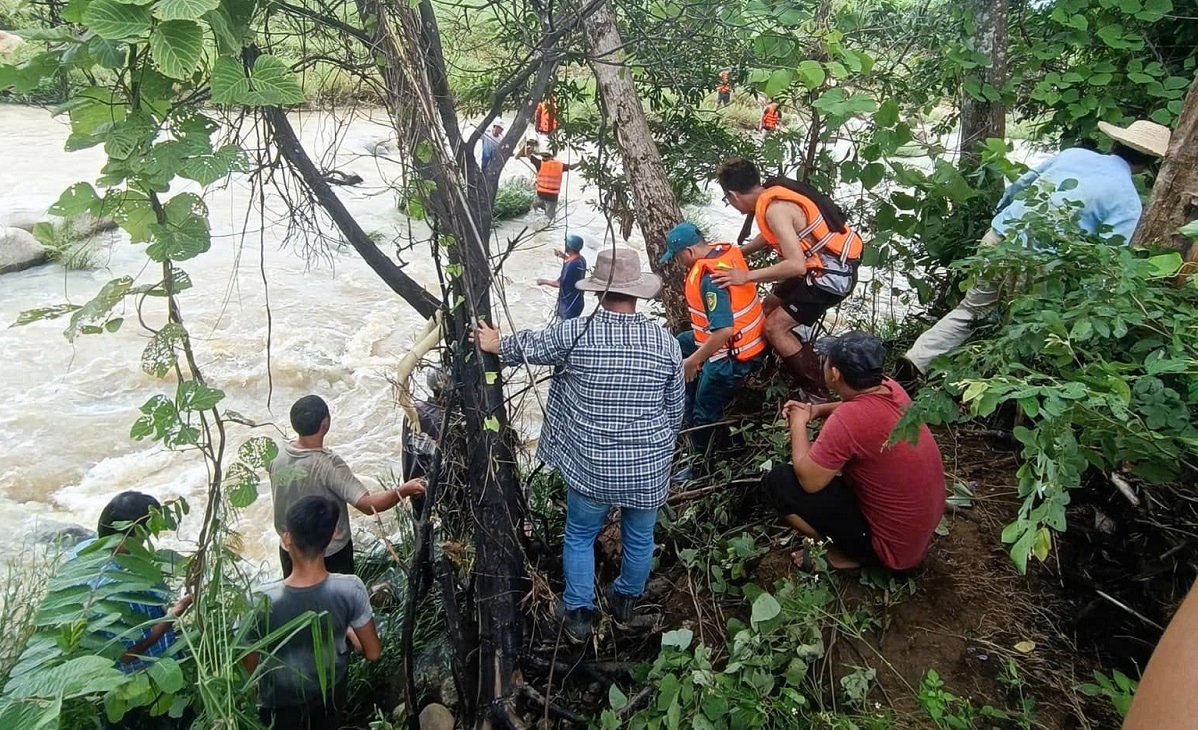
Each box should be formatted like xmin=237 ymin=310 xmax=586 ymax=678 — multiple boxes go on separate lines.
xmin=684 ymin=243 xmax=767 ymax=363
xmin=753 ymin=186 xmax=864 ymax=274
xmin=536 ymin=159 xmax=564 ymax=196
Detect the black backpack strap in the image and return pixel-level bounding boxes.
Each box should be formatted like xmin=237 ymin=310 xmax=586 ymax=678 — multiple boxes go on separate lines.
xmin=736 ymin=212 xmax=754 ymax=245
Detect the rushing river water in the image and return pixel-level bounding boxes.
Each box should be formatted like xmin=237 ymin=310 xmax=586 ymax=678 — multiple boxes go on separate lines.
xmin=0 ymin=105 xmax=756 ymax=568
xmin=0 ymin=104 xmax=1047 ymax=570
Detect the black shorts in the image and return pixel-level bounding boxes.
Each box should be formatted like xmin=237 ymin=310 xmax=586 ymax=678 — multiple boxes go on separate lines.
xmin=761 ymin=464 xmax=878 ymax=565
xmin=771 ymin=274 xmax=855 ymax=326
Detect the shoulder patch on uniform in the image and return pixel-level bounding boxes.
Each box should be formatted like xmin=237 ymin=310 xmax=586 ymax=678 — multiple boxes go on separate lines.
xmin=705 ymin=291 xmax=718 ymax=311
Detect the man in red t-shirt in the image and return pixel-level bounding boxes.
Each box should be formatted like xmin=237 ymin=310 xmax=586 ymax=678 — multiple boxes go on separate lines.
xmin=762 ymin=331 xmax=945 ymax=572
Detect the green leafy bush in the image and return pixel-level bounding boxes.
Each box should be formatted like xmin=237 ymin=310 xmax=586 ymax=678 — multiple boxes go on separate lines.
xmin=600 ymin=580 xmax=855 ymax=729
xmin=897 ymin=188 xmax=1198 ymax=572
xmin=492 ymin=177 xmax=534 ymax=222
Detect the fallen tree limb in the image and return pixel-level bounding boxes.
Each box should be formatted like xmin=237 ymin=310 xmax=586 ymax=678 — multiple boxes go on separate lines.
xmin=260 ymin=104 xmax=440 ymax=319
xmin=396 ymin=311 xmax=443 ymax=433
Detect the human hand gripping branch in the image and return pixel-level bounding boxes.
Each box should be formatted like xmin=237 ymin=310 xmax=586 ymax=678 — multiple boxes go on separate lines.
xmin=472 ymin=321 xmax=502 ymax=355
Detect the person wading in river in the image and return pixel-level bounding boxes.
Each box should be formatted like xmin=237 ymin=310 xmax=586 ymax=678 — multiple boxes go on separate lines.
xmin=270 ymin=395 xmax=426 ymax=578
xmin=537 ymin=234 xmax=588 ymax=320
xmin=474 ymin=248 xmax=685 ymax=643
xmin=714 ymin=157 xmax=865 ymax=399
xmin=519 ymin=144 xmax=577 ymax=221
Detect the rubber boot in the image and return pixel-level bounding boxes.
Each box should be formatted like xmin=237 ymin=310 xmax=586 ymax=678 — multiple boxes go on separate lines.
xmin=781 ymin=349 xmax=829 ymax=402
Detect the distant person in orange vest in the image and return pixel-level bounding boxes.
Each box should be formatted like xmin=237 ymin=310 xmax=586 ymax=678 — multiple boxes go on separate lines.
xmin=716 ymin=70 xmax=732 ymax=108
xmin=714 ymin=158 xmax=865 ymax=399
xmin=761 ymin=100 xmax=782 ymax=132
xmin=535 ymin=98 xmax=559 ymax=138
xmin=519 ymin=142 xmax=576 ymax=220
xmin=660 ymin=222 xmax=766 ymax=473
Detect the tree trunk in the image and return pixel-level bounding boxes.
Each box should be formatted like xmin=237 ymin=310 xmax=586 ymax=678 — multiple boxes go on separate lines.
xmin=958 ymin=0 xmax=1008 ymax=168
xmin=581 ymin=0 xmax=688 ymax=329
xmin=340 ymin=3 xmax=530 ymax=726
xmin=1132 ymin=73 xmax=1198 ymax=276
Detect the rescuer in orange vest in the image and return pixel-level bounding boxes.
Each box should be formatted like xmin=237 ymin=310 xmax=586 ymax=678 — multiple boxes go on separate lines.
xmin=519 ymin=142 xmax=576 ymax=220
xmin=660 ymin=222 xmax=766 ymax=473
xmin=535 ymin=99 xmax=559 ymax=136
xmin=716 ymin=70 xmax=732 ymax=108
xmin=713 ymin=157 xmax=864 ymax=399
xmin=761 ymin=100 xmax=782 ymax=132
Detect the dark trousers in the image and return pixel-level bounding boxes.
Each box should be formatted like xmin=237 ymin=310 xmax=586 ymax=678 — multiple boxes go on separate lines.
xmin=761 ymin=464 xmax=879 ymax=565
xmin=280 ymin=539 xmax=355 ymax=578
xmin=259 ymin=682 xmax=348 ymax=730
xmin=677 ymin=331 xmax=759 ymax=454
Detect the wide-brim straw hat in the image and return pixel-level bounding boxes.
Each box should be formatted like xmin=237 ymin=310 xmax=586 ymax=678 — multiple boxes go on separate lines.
xmin=574 ymin=248 xmax=662 ymax=300
xmin=1097 ymin=119 xmax=1171 ymax=157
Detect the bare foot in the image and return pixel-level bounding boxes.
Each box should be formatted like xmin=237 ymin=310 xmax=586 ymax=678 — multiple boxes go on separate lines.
xmin=791 ymin=547 xmax=861 ymax=573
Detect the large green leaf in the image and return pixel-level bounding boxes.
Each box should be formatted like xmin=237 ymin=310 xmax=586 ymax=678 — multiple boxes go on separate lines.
xmin=141 ymin=322 xmax=188 ymax=377
xmin=244 ymin=54 xmax=304 ymax=106
xmin=0 ymin=698 xmax=61 ymax=730
xmin=209 ymin=55 xmax=250 ymax=105
xmin=64 ymin=276 xmax=134 ymax=342
xmin=145 ymin=193 xmax=210 ymax=261
xmin=179 ymin=144 xmax=245 ymax=185
xmin=88 ymin=37 xmax=128 ymax=68
xmin=5 ymin=656 xmax=127 ymax=700
xmin=152 ymin=0 xmax=218 ymax=20
xmin=149 ymin=20 xmax=204 ymax=79
xmin=49 ymin=182 xmax=102 ymax=218
xmin=82 ymin=0 xmax=152 ymax=40
xmin=176 ymin=380 xmax=225 ymax=411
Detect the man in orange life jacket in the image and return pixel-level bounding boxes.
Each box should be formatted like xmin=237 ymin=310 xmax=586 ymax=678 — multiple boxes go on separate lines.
xmin=713 ymin=158 xmax=864 ymax=397
xmin=660 ymin=223 xmax=767 ymax=465
xmin=535 ymin=99 xmax=559 ymax=137
xmin=716 ymin=70 xmax=732 ymax=108
xmin=761 ymin=100 xmax=781 ymax=132
xmin=519 ymin=144 xmax=576 ymax=220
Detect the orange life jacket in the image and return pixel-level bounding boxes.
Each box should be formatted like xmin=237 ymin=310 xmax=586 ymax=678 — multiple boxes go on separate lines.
xmin=754 ymin=186 xmax=863 ymax=275
xmin=536 ymin=159 xmax=564 ymax=196
xmin=535 ymin=102 xmax=558 ymax=134
xmin=762 ymin=103 xmax=780 ymax=130
xmin=685 ymin=243 xmax=767 ymax=363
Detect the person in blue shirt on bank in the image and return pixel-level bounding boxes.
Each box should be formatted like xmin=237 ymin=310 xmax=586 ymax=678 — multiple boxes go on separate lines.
xmin=902 ymin=119 xmax=1172 ymax=377
xmin=537 ymin=234 xmax=588 ymax=320
xmin=660 ymin=223 xmax=767 ymax=475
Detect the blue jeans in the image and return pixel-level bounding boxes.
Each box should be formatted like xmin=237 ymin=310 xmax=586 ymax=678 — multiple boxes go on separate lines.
xmin=677 ymin=331 xmax=759 ymax=453
xmin=563 ymin=489 xmax=659 ymax=610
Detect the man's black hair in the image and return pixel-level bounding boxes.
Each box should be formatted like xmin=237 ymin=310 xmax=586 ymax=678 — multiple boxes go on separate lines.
xmin=1110 ymin=142 xmax=1157 ymax=169
xmin=97 ymin=491 xmax=161 ymax=538
xmin=715 ymin=157 xmax=761 ymax=194
xmin=837 ymin=364 xmax=884 ymax=391
xmin=718 ymin=157 xmax=850 ymax=235
xmin=285 ymin=495 xmax=339 ymax=558
xmin=290 ymin=395 xmax=330 ymax=437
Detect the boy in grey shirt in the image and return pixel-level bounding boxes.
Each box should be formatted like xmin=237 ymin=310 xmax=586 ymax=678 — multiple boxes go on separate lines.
xmin=270 ymin=395 xmax=425 ymax=577
xmin=246 ymin=496 xmax=381 ymax=730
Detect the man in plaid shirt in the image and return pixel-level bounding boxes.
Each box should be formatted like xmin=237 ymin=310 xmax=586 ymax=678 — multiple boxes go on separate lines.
xmin=477 ymin=248 xmax=684 ymax=642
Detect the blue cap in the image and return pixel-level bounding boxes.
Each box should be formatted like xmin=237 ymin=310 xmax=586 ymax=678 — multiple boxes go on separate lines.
xmin=564 ymin=234 xmax=584 ymax=253
xmin=659 ymin=223 xmax=704 ymax=264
